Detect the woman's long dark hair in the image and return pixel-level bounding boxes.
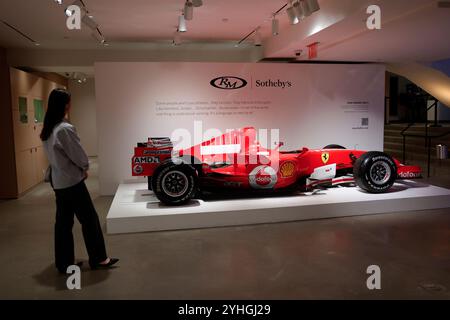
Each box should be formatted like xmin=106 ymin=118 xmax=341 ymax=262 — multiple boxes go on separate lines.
xmin=40 ymin=88 xmax=71 ymax=141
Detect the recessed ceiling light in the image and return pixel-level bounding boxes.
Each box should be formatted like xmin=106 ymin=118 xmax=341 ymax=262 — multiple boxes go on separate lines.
xmin=34 ymin=42 xmax=40 ymax=46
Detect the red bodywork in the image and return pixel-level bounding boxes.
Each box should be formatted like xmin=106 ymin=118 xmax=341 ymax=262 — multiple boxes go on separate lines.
xmin=132 ymin=127 xmax=421 ymax=190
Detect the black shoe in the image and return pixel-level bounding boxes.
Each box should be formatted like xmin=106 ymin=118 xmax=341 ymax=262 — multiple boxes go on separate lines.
xmin=90 ymin=258 xmax=119 ymax=270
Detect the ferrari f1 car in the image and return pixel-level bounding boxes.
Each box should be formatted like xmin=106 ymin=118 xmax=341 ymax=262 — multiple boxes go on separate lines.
xmin=131 ymin=127 xmax=421 ymax=205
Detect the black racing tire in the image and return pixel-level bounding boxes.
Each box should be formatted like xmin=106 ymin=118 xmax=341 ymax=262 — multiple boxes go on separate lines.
xmin=323 ymin=144 xmax=346 ymax=149
xmin=353 ymin=151 xmax=397 ymax=193
xmin=147 ymin=176 xmax=152 ymax=191
xmin=151 ymin=159 xmax=198 ymax=205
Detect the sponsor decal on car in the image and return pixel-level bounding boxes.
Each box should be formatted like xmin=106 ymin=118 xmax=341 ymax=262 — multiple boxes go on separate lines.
xmin=224 ymin=181 xmax=242 ymax=188
xmin=134 ymin=156 xmax=160 ymax=164
xmin=280 ymin=161 xmax=296 ymax=178
xmin=133 ymin=164 xmax=144 ymax=175
xmin=321 ymin=152 xmax=330 ymax=164
xmin=398 ymin=171 xmax=421 ymax=178
xmin=143 ymin=149 xmax=172 ymax=155
xmin=249 ymin=165 xmax=277 ymax=189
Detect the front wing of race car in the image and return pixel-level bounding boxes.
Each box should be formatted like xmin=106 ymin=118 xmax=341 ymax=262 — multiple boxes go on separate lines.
xmin=305 ymin=162 xmax=421 ymax=190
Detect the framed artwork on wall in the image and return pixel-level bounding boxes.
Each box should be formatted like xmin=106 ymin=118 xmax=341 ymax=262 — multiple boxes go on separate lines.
xmin=18 ymin=97 xmax=28 ymax=124
xmin=33 ymin=99 xmax=44 ymax=123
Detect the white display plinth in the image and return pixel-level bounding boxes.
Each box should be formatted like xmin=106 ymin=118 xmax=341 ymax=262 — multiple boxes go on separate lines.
xmin=106 ymin=181 xmax=450 ymax=234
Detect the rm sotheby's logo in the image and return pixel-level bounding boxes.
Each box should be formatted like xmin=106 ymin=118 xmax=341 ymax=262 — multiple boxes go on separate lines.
xmin=210 ymin=76 xmax=247 ymax=90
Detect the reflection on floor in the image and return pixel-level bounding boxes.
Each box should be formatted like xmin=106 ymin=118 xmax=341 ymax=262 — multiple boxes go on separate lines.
xmin=0 ymin=157 xmax=449 ymax=299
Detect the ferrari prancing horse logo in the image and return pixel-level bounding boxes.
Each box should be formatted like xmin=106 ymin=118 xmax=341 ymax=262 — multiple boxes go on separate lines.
xmin=321 ymin=152 xmax=330 ymax=164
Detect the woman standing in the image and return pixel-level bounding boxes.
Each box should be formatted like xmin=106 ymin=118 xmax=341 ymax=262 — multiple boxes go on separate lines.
xmin=41 ymin=88 xmax=118 ymax=274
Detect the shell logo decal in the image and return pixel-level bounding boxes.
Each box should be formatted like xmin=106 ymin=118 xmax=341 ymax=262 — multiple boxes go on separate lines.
xmin=249 ymin=165 xmax=277 ymax=189
xmin=280 ymin=161 xmax=296 ymax=178
xmin=321 ymin=152 xmax=330 ymax=164
xmin=133 ymin=164 xmax=144 ymax=175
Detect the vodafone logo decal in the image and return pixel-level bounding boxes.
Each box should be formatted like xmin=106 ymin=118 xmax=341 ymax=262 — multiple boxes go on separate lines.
xmin=249 ymin=165 xmax=277 ymax=189
xmin=398 ymin=171 xmax=421 ymax=178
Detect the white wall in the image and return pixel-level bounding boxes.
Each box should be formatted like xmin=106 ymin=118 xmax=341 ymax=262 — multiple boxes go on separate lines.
xmin=68 ymin=78 xmax=98 ymax=157
xmin=7 ymin=44 xmax=263 ymax=71
xmin=96 ymin=62 xmax=385 ymax=195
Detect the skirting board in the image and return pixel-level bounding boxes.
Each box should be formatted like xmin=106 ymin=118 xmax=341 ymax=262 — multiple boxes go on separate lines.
xmin=106 ymin=180 xmax=450 ymax=234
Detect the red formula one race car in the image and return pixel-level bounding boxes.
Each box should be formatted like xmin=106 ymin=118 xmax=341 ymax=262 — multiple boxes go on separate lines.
xmin=131 ymin=127 xmax=421 ymax=205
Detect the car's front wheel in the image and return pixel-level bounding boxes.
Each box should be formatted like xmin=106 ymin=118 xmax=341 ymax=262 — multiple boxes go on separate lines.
xmin=353 ymin=151 xmax=397 ymax=193
xmin=151 ymin=159 xmax=198 ymax=205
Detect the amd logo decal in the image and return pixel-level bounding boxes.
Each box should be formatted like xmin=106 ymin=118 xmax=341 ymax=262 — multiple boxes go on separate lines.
xmin=210 ymin=76 xmax=247 ymax=90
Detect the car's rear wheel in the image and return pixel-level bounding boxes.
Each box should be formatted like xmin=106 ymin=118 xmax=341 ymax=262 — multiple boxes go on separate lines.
xmin=323 ymin=144 xmax=346 ymax=149
xmin=151 ymin=159 xmax=198 ymax=205
xmin=353 ymin=151 xmax=397 ymax=193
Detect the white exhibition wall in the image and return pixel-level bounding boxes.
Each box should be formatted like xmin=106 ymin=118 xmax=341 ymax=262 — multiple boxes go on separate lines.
xmin=95 ymin=62 xmax=385 ymax=195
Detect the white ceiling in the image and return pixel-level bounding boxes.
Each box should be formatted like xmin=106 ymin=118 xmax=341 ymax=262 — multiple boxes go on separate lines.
xmin=0 ymin=0 xmax=288 ymax=48
xmin=274 ymin=0 xmax=450 ymax=62
xmin=0 ymin=0 xmax=449 ymax=67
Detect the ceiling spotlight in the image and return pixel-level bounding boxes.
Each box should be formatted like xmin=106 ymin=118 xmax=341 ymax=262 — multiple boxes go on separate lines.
xmin=192 ymin=0 xmax=203 ymax=7
xmin=82 ymin=14 xmax=98 ymax=30
xmin=92 ymin=30 xmax=105 ymax=44
xmin=272 ymin=18 xmax=279 ymax=36
xmin=54 ymin=0 xmax=63 ymax=5
xmin=173 ymin=31 xmax=181 ymax=46
xmin=184 ymin=1 xmax=194 ymax=20
xmin=293 ymin=1 xmax=306 ymax=20
xmin=305 ymin=0 xmax=320 ymax=13
xmin=65 ymin=7 xmax=73 ymax=16
xmin=286 ymin=5 xmax=299 ymax=25
xmin=71 ymin=72 xmax=88 ymax=84
xmin=178 ymin=15 xmax=187 ymax=32
xmin=254 ymin=29 xmax=262 ymax=46
xmin=65 ymin=0 xmax=84 ymax=16
xmin=299 ymin=0 xmax=312 ymax=17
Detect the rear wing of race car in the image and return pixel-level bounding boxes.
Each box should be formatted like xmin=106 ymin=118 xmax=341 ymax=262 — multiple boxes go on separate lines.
xmin=132 ymin=137 xmax=173 ymax=177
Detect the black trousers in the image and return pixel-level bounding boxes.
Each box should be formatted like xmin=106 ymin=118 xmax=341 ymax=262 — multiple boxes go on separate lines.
xmin=53 ymin=180 xmax=107 ymax=272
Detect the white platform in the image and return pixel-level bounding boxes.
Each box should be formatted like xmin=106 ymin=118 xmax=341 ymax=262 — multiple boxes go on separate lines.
xmin=106 ymin=181 xmax=450 ymax=234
